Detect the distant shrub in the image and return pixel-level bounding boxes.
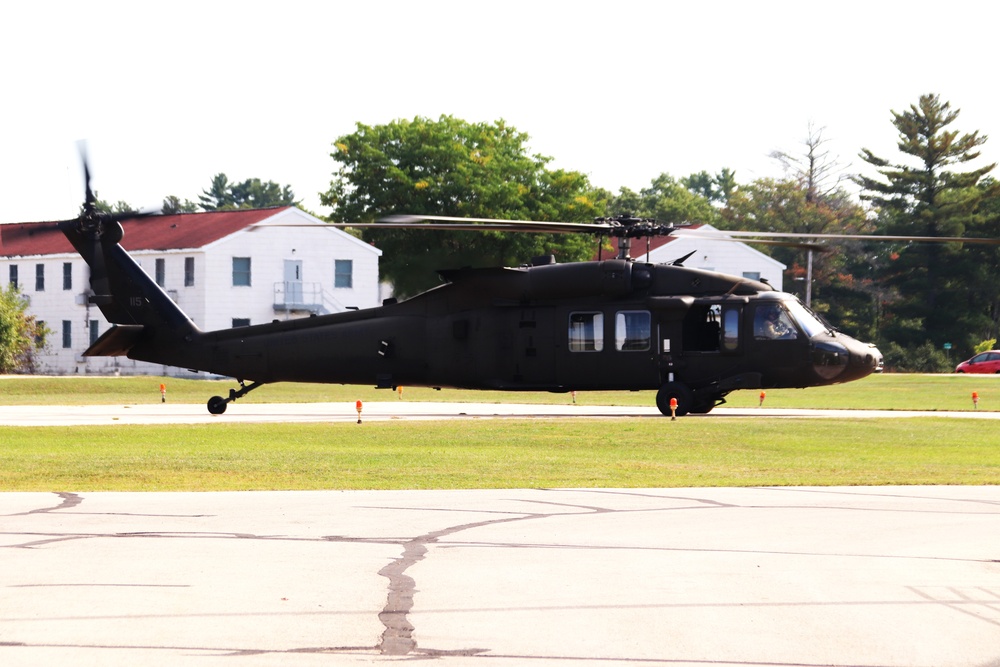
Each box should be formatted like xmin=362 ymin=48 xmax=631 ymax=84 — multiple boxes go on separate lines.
xmin=880 ymin=341 xmax=951 ymax=373
xmin=974 ymin=338 xmax=997 ymax=354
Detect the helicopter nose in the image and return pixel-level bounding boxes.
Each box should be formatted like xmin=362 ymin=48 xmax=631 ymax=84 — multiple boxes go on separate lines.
xmin=868 ymin=345 xmax=884 ymax=373
xmin=813 ymin=338 xmax=882 ymax=383
xmin=847 ymin=340 xmax=883 ymax=379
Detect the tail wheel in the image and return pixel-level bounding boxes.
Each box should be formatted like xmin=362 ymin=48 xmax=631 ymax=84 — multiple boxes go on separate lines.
xmin=207 ymin=396 xmax=228 ymax=415
xmin=656 ymin=382 xmax=693 ymax=417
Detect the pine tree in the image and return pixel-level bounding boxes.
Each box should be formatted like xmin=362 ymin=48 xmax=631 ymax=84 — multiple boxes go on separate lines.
xmin=857 ymin=94 xmax=999 ymax=356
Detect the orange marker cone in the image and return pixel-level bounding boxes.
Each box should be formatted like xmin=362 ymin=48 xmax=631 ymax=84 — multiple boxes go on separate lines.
xmin=356 ymin=400 xmax=363 ymax=424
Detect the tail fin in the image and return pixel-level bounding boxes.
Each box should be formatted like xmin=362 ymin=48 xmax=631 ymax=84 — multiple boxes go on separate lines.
xmin=60 ymin=218 xmax=200 ymax=358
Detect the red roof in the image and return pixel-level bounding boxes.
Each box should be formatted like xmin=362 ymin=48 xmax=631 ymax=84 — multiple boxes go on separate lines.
xmin=0 ymin=207 xmax=293 ymax=258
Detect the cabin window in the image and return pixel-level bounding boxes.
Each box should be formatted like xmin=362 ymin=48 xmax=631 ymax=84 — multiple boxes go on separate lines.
xmin=155 ymin=258 xmax=166 ymax=287
xmin=184 ymin=257 xmax=195 ymax=287
xmin=334 ymin=259 xmax=353 ymax=288
xmin=722 ymin=308 xmax=740 ymax=352
xmin=232 ymin=257 xmax=252 ymax=286
xmin=63 ymin=262 xmax=72 ymax=290
xmin=232 ymin=318 xmax=251 ymax=328
xmin=615 ymin=310 xmax=651 ymax=351
xmin=8 ymin=264 xmax=17 ymax=288
xmin=683 ymin=304 xmax=722 ymax=352
xmin=569 ymin=312 xmax=604 ymax=352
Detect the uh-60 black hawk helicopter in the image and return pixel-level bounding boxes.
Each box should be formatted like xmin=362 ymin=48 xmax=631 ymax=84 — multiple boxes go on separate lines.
xmin=52 ymin=164 xmax=999 ymax=416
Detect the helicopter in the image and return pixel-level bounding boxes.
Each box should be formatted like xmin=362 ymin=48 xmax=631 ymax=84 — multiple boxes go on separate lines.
xmin=51 ymin=163 xmax=1000 ymax=416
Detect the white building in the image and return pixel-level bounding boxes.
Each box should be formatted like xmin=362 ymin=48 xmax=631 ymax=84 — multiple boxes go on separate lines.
xmin=1 ymin=206 xmax=382 ymax=376
xmin=605 ymin=224 xmax=786 ymax=290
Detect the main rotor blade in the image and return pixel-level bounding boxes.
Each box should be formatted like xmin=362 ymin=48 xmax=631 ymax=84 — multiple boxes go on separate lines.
xmin=371 ymin=214 xmax=611 ymax=234
xmin=674 ymin=229 xmax=1000 ymax=245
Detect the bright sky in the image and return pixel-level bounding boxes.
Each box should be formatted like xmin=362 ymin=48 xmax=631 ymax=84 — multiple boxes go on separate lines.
xmin=2 ymin=0 xmax=998 ymax=224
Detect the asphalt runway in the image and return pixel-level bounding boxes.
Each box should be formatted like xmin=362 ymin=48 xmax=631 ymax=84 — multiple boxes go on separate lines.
xmin=3 ymin=403 xmax=999 ymax=665
xmin=1 ymin=400 xmax=999 ymax=425
xmin=3 ymin=487 xmax=1000 ymax=666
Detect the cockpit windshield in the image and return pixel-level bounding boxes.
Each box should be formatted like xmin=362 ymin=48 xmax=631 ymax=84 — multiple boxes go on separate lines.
xmin=784 ymin=300 xmax=828 ymax=338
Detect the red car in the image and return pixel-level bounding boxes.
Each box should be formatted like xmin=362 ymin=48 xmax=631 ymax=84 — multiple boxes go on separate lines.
xmin=955 ymin=351 xmax=1000 ymax=374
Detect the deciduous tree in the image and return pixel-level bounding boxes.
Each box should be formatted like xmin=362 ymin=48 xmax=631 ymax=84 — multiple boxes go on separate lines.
xmin=609 ymin=173 xmax=718 ymax=223
xmin=199 ymin=174 xmax=299 ymax=211
xmin=0 ymin=284 xmax=47 ymax=373
xmin=161 ymin=195 xmax=199 ymax=215
xmin=322 ymin=115 xmax=606 ymax=297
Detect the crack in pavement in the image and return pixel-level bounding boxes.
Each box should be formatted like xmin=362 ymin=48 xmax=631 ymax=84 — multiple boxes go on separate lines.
xmin=373 ymin=498 xmax=620 ymax=656
xmin=6 ymin=491 xmax=82 ymax=516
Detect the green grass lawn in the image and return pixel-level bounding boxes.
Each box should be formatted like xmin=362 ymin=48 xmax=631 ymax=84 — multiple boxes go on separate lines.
xmin=1 ymin=373 xmax=998 ymax=411
xmin=1 ymin=374 xmax=997 ymax=492
xmin=1 ymin=417 xmax=997 ymax=492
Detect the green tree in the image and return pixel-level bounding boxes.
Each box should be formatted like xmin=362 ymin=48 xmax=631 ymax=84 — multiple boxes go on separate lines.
xmin=722 ymin=177 xmax=870 ymax=332
xmin=0 ymin=284 xmax=47 ymax=373
xmin=322 ymin=115 xmax=606 ymax=297
xmin=199 ymin=173 xmax=299 ymax=211
xmin=967 ymin=179 xmax=1000 ymax=343
xmin=856 ymin=94 xmax=999 ymax=357
xmin=609 ymin=173 xmax=718 ymax=223
xmin=681 ymin=168 xmax=737 ymax=205
xmin=82 ymin=193 xmax=136 ymax=216
xmin=161 ymin=195 xmax=199 ymax=215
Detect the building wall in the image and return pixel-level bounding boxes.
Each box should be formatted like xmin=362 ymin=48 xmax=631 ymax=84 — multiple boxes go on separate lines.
xmin=639 ymin=226 xmax=786 ymax=291
xmin=3 ymin=252 xmax=127 ymax=375
xmin=201 ymin=208 xmax=381 ymax=330
xmin=1 ymin=208 xmax=381 ymax=376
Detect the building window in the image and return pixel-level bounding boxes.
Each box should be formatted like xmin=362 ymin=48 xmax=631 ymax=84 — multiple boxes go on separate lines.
xmin=63 ymin=262 xmax=73 ymax=290
xmin=742 ymin=271 xmax=761 ymax=281
xmin=615 ymin=310 xmax=651 ymax=351
xmin=62 ymin=320 xmax=72 ymax=348
xmin=155 ymin=258 xmax=166 ymax=287
xmin=334 ymin=259 xmax=353 ymax=288
xmin=232 ymin=257 xmax=251 ymax=286
xmin=35 ymin=264 xmax=44 ymax=291
xmin=184 ymin=257 xmax=195 ymax=287
xmin=568 ymin=312 xmax=604 ymax=352
xmin=8 ymin=264 xmax=17 ymax=289
xmin=232 ymin=318 xmax=251 ymax=328
xmin=35 ymin=321 xmax=45 ymax=345
xmin=90 ymin=320 xmax=100 ymax=345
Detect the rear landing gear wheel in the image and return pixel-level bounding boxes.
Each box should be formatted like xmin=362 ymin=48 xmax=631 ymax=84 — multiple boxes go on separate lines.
xmin=207 ymin=396 xmax=228 ymax=415
xmin=656 ymin=382 xmax=692 ymax=417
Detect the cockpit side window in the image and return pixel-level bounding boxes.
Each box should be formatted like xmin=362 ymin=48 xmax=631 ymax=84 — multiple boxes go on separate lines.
xmin=754 ymin=303 xmax=798 ymax=340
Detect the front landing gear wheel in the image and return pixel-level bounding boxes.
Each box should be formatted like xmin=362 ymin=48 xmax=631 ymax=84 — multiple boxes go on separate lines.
xmin=656 ymin=382 xmax=692 ymax=417
xmin=208 ymin=396 xmax=228 ymax=415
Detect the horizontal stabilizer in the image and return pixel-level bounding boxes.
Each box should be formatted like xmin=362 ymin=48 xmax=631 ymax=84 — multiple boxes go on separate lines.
xmin=83 ymin=325 xmax=145 ymax=357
